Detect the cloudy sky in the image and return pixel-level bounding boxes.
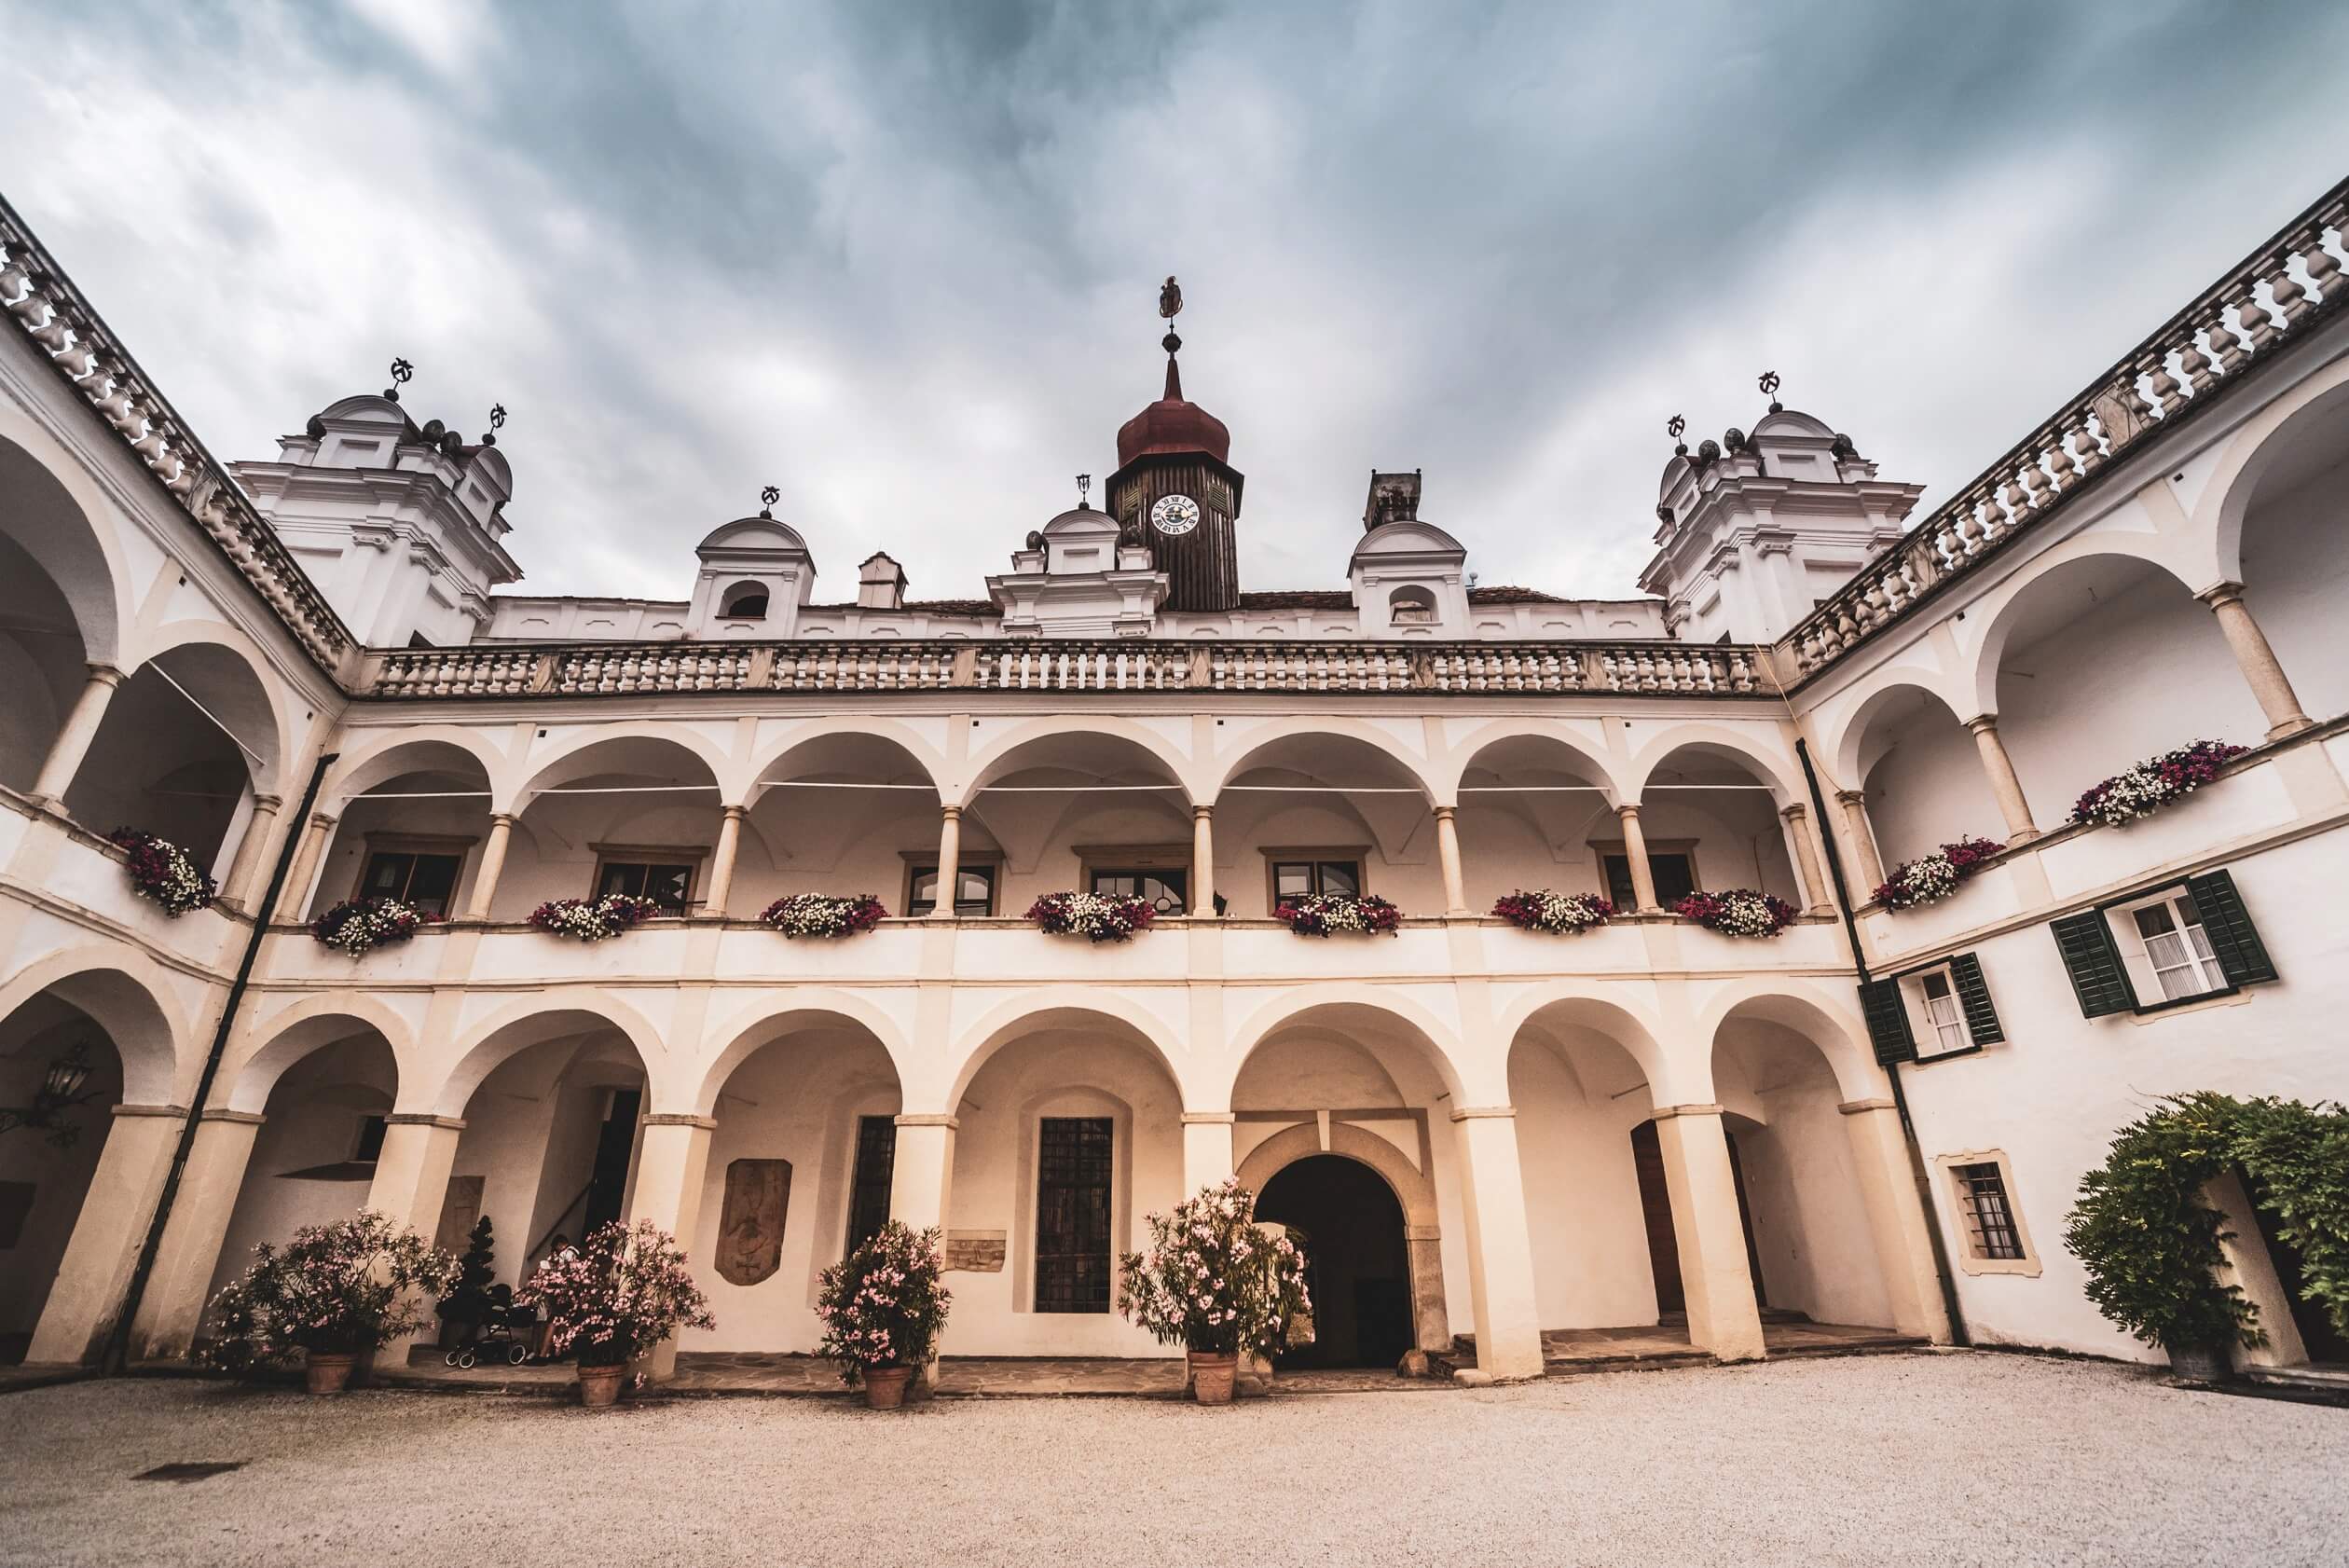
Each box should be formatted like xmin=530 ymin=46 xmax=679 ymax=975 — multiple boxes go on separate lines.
xmin=5 ymin=1 xmax=2346 ymax=609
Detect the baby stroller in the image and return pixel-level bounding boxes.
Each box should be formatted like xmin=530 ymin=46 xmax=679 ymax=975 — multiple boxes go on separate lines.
xmin=444 ymin=1285 xmax=536 ymax=1369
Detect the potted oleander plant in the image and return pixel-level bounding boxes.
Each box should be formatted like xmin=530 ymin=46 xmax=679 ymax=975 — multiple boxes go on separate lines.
xmin=1118 ymin=1179 xmax=1312 ymax=1406
xmin=515 ymin=1219 xmax=715 ymax=1408
xmin=196 ymin=1211 xmax=460 ymax=1394
xmin=817 ymin=1221 xmax=952 ymax=1410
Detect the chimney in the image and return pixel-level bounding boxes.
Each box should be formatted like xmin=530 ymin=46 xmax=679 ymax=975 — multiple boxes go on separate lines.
xmin=859 ymin=551 xmax=907 ymax=610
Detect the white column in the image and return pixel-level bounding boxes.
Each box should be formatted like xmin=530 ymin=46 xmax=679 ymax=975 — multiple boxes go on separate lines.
xmin=28 ymin=664 xmax=125 ymax=806
xmin=1181 ymin=1111 xmax=1236 ymax=1192
xmin=1779 ymin=802 xmax=1834 ymax=914
xmin=928 ymin=806 xmax=963 ymax=919
xmin=1651 ymin=1106 xmax=1765 ymax=1362
xmin=218 ymin=793 xmax=284 ymax=913
xmin=1838 ymin=1099 xmax=1953 ymax=1343
xmin=1190 ymin=805 xmax=1216 ymax=916
xmin=26 ymin=1105 xmax=185 ymax=1366
xmin=273 ymin=811 xmax=337 ymax=923
xmin=1965 ymin=716 xmax=2040 ymax=844
xmin=461 ymin=812 xmax=515 ymax=922
xmin=1434 ymin=805 xmax=1469 ymax=915
xmin=130 ymin=1110 xmax=264 ymax=1362
xmin=1836 ymin=790 xmax=1888 ymax=894
xmin=2199 ymin=582 xmax=2315 ymax=739
xmin=1449 ymin=1107 xmax=1545 ymax=1382
xmin=703 ymin=805 xmax=746 ymax=918
xmin=625 ymin=1114 xmax=717 ymax=1381
xmin=1615 ymin=803 xmax=1661 ymax=912
xmin=888 ymin=1114 xmax=958 ymax=1230
xmin=363 ymin=1115 xmax=467 ymax=1369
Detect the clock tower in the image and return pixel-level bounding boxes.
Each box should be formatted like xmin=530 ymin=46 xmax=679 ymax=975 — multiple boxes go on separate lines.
xmin=1106 ymin=278 xmax=1245 ymax=612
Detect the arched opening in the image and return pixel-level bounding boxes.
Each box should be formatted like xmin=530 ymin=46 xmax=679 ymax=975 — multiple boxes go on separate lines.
xmin=0 ymin=434 xmax=117 ymax=795
xmin=744 ymin=731 xmax=941 ymax=919
xmin=1633 ymin=741 xmax=1800 ymax=910
xmin=1843 ymin=685 xmax=2003 ymax=871
xmin=2229 ymin=392 xmax=2349 ymax=723
xmin=0 ymin=997 xmax=127 ymax=1361
xmin=684 ymin=1010 xmax=904 ymax=1352
xmin=946 ymin=1007 xmax=1184 ymax=1356
xmin=1453 ymin=734 xmax=1618 ymax=915
xmin=1387 ymin=585 xmax=1436 ymax=626
xmin=62 ymin=642 xmax=281 ymax=876
xmin=1985 ymin=555 xmax=2262 ymax=829
xmin=309 ymin=741 xmax=496 ymax=920
xmin=1214 ymin=731 xmax=1435 ymax=917
xmin=501 ymin=736 xmax=722 ymax=919
xmin=720 ymin=582 xmax=771 ymax=620
xmin=964 ymin=730 xmax=1192 ymax=919
xmin=205 ymin=1025 xmax=400 ymax=1316
xmin=1255 ymin=1154 xmax=1411 ymax=1369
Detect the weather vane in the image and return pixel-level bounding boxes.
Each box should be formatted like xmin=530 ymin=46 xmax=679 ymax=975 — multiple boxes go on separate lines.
xmin=1076 ymin=473 xmax=1092 ymax=508
xmin=1758 ymin=370 xmax=1782 ymax=412
xmin=383 ymin=357 xmax=414 ymax=402
xmin=483 ymin=403 xmax=507 ymax=446
xmin=759 ymin=484 xmax=780 ymax=519
xmin=1159 ymin=276 xmax=1183 ymax=320
xmin=1667 ymin=413 xmax=1687 ymax=455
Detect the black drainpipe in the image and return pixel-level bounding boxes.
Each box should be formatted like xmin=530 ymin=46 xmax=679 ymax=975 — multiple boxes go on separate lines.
xmin=101 ymin=749 xmax=338 ymax=1373
xmin=1791 ymin=737 xmax=1970 ymax=1347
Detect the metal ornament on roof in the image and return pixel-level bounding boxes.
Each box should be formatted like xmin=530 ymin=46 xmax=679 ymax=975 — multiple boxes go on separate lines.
xmin=1667 ymin=413 xmax=1688 ymax=456
xmin=483 ymin=403 xmax=507 ymax=446
xmin=383 ymin=357 xmax=414 ymax=402
xmin=1159 ymin=276 xmax=1183 ymax=320
xmin=1759 ymin=369 xmax=1782 ymax=413
xmin=759 ymin=484 xmax=780 ymax=520
xmin=1076 ymin=473 xmax=1092 ymax=508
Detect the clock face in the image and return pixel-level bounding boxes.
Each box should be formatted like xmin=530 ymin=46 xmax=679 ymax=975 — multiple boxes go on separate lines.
xmin=1150 ymin=493 xmax=1202 ymax=537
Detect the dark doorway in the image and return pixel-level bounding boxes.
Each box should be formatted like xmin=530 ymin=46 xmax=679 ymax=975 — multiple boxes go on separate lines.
xmin=1254 ymin=1155 xmax=1412 ymax=1369
xmin=1629 ymin=1120 xmax=1766 ymax=1320
xmin=580 ymin=1088 xmax=640 ymax=1237
xmin=2243 ymin=1168 xmax=2349 ymax=1366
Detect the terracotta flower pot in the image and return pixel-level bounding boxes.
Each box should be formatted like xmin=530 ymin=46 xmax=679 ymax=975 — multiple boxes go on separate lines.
xmin=304 ymin=1352 xmax=356 ymax=1396
xmin=2164 ymin=1340 xmax=2233 ymax=1383
xmin=1188 ymin=1351 xmax=1237 ymax=1407
xmin=577 ymin=1363 xmax=627 ymax=1409
xmin=862 ymin=1365 xmax=913 ymax=1410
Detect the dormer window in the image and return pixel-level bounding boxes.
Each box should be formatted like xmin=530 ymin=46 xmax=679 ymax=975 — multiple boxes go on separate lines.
xmin=721 ymin=583 xmax=770 ymax=620
xmin=1388 ymin=585 xmax=1437 ymax=625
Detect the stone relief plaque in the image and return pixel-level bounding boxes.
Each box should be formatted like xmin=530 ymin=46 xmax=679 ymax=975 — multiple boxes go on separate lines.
xmin=715 ymin=1158 xmax=791 ymax=1286
xmin=433 ymin=1175 xmax=486 ymax=1256
xmin=943 ymin=1230 xmax=1007 ymax=1272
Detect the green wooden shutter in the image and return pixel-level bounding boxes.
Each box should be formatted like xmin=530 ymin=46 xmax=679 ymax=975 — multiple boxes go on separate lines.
xmin=2185 ymin=870 xmax=2277 ymax=986
xmin=1859 ymin=976 xmax=1916 ymax=1064
xmin=2050 ymin=912 xmax=2139 ymax=1017
xmin=1946 ymin=953 xmax=2006 ymax=1045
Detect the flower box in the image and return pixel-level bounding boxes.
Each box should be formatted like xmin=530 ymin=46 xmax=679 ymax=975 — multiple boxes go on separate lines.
xmin=1025 ymin=891 xmax=1156 ymax=942
xmin=760 ymin=892 xmax=886 ymax=938
xmin=1274 ymin=892 xmax=1402 ymax=937
xmin=1491 ymin=889 xmax=1615 ymax=934
xmin=2067 ymin=740 xmax=2248 ymax=830
xmin=1674 ymin=887 xmax=1795 ymax=938
xmin=527 ymin=893 xmax=664 ymax=941
xmin=108 ymin=828 xmax=216 ymax=916
xmin=1873 ymin=836 xmax=2003 ymax=912
xmin=310 ymin=897 xmax=433 ymax=955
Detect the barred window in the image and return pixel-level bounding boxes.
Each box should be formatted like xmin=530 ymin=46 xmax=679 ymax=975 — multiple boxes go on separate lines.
xmin=844 ymin=1116 xmax=897 ymax=1259
xmin=1954 ymin=1162 xmax=2024 ymax=1261
xmin=1036 ymin=1117 xmax=1114 ymax=1313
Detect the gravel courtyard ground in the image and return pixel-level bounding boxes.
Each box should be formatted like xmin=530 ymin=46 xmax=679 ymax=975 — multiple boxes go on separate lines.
xmin=4 ymin=1352 xmax=2342 ymax=1568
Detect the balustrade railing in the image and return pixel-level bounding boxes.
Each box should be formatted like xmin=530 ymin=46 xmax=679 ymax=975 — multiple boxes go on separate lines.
xmin=1782 ymin=180 xmax=2348 ymax=679
xmin=0 ymin=196 xmax=354 ymax=671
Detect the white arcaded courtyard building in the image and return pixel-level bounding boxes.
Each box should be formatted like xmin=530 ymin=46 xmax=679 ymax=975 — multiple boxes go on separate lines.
xmin=1 ymin=178 xmax=2346 ymax=1387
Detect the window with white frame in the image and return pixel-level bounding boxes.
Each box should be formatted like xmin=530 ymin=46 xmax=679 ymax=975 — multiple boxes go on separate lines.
xmin=2113 ymin=887 xmax=2230 ymax=1004
xmin=1907 ymin=967 xmax=1974 ymax=1058
xmin=1861 ymin=953 xmax=2003 ymax=1066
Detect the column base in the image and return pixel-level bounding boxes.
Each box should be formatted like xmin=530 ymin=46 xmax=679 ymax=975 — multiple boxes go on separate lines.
xmin=2266 ymin=715 xmax=2316 ymax=741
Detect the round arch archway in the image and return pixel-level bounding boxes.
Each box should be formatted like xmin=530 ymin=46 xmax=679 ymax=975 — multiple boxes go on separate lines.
xmin=1237 ymin=1121 xmax=1448 ymax=1361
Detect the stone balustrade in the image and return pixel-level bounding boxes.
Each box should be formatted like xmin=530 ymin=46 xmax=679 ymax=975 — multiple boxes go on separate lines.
xmin=1784 ymin=182 xmax=2349 ymax=679
xmin=0 ymin=196 xmax=353 ymax=671
xmin=362 ymin=638 xmax=1766 ymax=698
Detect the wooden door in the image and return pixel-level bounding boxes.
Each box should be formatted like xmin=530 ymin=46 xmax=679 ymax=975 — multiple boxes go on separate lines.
xmin=1629 ymin=1121 xmax=1684 ymax=1317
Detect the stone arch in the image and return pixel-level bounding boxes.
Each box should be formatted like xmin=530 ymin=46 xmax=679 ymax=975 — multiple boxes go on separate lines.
xmin=2204 ymin=353 xmax=2349 ymax=587
xmin=0 ymin=947 xmax=185 ymax=1106
xmin=1238 ymin=1121 xmax=1450 ymax=1358
xmin=428 ymin=992 xmax=668 ymax=1119
xmin=1622 ymin=725 xmax=1799 ymax=805
xmin=1210 ymin=721 xmax=1438 ymax=804
xmin=1697 ymin=982 xmax=1881 ymax=1106
xmin=222 ymin=994 xmax=418 ymax=1115
xmin=939 ymin=991 xmax=1188 ymax=1112
xmin=1823 ymin=675 xmax=1974 ymax=787
xmin=1220 ymin=989 xmax=1474 ymax=1107
xmin=130 ymin=621 xmax=299 ymax=786
xmin=1958 ymin=538 xmax=2212 ymax=722
xmin=504 ymin=728 xmax=730 ymax=815
xmin=748 ymin=718 xmax=948 ymax=803
xmin=0 ymin=420 xmax=125 ymax=665
xmin=325 ymin=727 xmax=505 ymax=807
xmin=1439 ymin=721 xmax=1626 ymax=803
xmin=690 ymin=994 xmax=914 ymax=1116
xmin=1496 ymin=988 xmax=1674 ymax=1099
xmin=958 ymin=717 xmax=1195 ymax=808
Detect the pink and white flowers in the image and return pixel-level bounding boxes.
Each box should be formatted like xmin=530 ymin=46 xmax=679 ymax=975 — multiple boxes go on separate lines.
xmin=310 ymin=896 xmax=432 ymax=955
xmin=1275 ymin=892 xmax=1403 ymax=937
xmin=196 ymin=1210 xmax=460 ymax=1372
xmin=1026 ymin=890 xmax=1157 ymax=942
xmin=527 ymin=893 xmax=664 ymax=941
xmin=515 ymin=1219 xmax=714 ymax=1369
xmin=1490 ymin=889 xmax=1616 ymax=934
xmin=1117 ymin=1179 xmax=1312 ymax=1358
xmin=1675 ymin=887 xmax=1796 ymax=938
xmin=109 ymin=827 xmax=215 ymax=915
xmin=816 ymin=1221 xmax=952 ymax=1384
xmin=2067 ymin=740 xmax=2248 ymax=830
xmin=760 ymin=892 xmax=886 ymax=938
xmin=1874 ymin=837 xmax=2003 ymax=912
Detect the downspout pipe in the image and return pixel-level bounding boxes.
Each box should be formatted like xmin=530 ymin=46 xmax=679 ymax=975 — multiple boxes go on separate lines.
xmin=101 ymin=749 xmax=338 ymax=1373
xmin=1791 ymin=737 xmax=1971 ymax=1347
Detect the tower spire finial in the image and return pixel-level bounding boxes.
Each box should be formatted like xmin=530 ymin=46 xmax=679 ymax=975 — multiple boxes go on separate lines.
xmin=1158 ymin=275 xmax=1185 ymax=400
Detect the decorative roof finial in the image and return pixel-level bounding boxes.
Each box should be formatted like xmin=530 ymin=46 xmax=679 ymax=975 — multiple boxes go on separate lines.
xmin=1666 ymin=413 xmax=1688 ymax=457
xmin=384 ymin=357 xmax=414 ymax=402
xmin=1158 ymin=275 xmax=1184 ymax=397
xmin=1076 ymin=473 xmax=1092 ymax=510
xmin=1758 ymin=369 xmax=1782 ymax=413
xmin=483 ymin=403 xmax=507 ymax=447
xmin=759 ymin=484 xmax=779 ymax=520
xmin=1159 ymin=276 xmax=1183 ymax=321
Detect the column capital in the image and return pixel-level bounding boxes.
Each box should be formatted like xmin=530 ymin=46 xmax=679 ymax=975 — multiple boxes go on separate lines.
xmin=720 ymin=803 xmax=748 ymax=821
xmin=1179 ymin=1110 xmax=1237 ymax=1125
xmin=2194 ymin=579 xmax=2246 ymax=609
xmin=1963 ymin=713 xmax=1999 ymax=736
xmin=84 ymin=662 xmax=129 ymax=687
xmin=1779 ymin=801 xmax=1807 ymax=822
xmin=1432 ymin=804 xmax=1457 ymax=822
xmin=1191 ymin=802 xmax=1214 ymax=820
xmin=249 ymin=792 xmax=285 ymax=811
xmin=939 ymin=805 xmax=962 ymax=822
xmin=640 ymin=1113 xmax=718 ymax=1130
xmin=1650 ymin=1102 xmax=1725 ymax=1120
xmin=1614 ymin=801 xmax=1641 ymax=820
xmin=112 ymin=1102 xmax=188 ymax=1119
xmin=1448 ymin=1105 xmax=1516 ymax=1121
xmin=894 ymin=1113 xmax=960 ymax=1130
xmin=198 ymin=1107 xmax=267 ymax=1125
xmin=488 ymin=811 xmax=516 ymax=828
xmin=1835 ymin=788 xmax=1866 ymax=806
xmin=1836 ymin=1097 xmax=1898 ymax=1116
xmin=384 ymin=1112 xmax=467 ymax=1130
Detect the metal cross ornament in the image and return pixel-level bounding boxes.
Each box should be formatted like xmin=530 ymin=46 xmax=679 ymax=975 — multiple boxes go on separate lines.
xmin=759 ymin=484 xmax=780 ymax=519
xmin=1758 ymin=370 xmax=1782 ymax=411
xmin=483 ymin=403 xmax=507 ymax=446
xmin=1667 ymin=413 xmax=1687 ymax=453
xmin=384 ymin=357 xmax=414 ymax=401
